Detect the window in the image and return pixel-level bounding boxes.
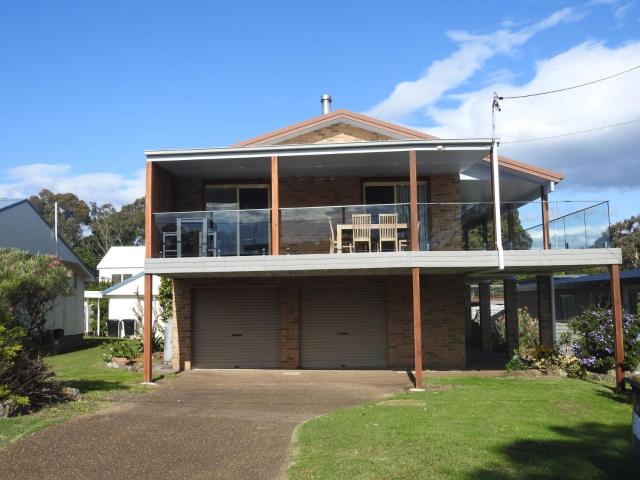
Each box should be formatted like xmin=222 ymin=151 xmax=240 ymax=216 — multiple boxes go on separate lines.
xmin=111 ymin=274 xmax=122 ymax=284
xmin=559 ymin=295 xmax=575 ymax=321
xmin=123 ymin=274 xmax=132 ymax=280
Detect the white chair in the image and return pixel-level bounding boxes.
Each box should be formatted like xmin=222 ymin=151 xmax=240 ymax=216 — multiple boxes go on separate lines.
xmin=352 ymin=214 xmax=372 ymax=252
xmin=378 ymin=214 xmax=399 ymax=252
xmin=329 ymin=218 xmax=351 ymax=253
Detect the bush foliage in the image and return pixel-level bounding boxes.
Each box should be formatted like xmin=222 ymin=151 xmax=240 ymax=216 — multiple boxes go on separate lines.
xmin=0 ymin=249 xmax=72 ymax=415
xmin=102 ymin=338 xmax=142 ymax=362
xmin=568 ymin=307 xmax=640 ymax=373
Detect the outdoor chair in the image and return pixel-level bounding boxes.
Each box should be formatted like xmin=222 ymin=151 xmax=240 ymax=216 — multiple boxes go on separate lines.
xmin=352 ymin=214 xmax=372 ymax=252
xmin=329 ymin=218 xmax=351 ymax=253
xmin=378 ymin=213 xmax=399 ymax=252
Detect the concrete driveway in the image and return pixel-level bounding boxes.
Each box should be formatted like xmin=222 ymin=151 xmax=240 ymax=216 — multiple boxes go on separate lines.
xmin=0 ymin=369 xmax=410 ymax=480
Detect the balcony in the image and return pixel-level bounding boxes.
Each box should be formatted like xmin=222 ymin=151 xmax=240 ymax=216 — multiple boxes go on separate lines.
xmin=152 ymin=201 xmax=612 ymax=258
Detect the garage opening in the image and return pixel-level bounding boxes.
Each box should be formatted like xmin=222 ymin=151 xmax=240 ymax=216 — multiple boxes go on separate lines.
xmin=192 ymin=287 xmax=280 ymax=368
xmin=300 ymin=284 xmax=388 ymax=368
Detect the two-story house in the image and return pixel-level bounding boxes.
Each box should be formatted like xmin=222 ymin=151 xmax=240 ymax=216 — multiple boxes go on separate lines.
xmin=142 ymin=99 xmax=625 ymax=389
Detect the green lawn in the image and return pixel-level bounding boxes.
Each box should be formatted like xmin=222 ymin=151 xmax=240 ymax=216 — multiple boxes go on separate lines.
xmin=0 ymin=345 xmax=158 ymax=448
xmin=289 ymin=376 xmax=634 ymax=480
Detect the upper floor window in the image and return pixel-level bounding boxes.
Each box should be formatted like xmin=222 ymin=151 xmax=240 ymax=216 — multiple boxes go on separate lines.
xmin=111 ymin=274 xmax=122 ymax=284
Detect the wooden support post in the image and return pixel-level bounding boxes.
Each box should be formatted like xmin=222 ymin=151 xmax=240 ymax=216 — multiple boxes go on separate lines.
xmin=143 ymin=274 xmax=153 ymax=383
xmin=271 ymin=156 xmax=279 ymax=255
xmin=412 ymin=267 xmax=423 ymax=389
xmin=409 ymin=150 xmax=419 ymax=252
xmin=479 ymin=281 xmax=492 ymax=352
xmin=536 ymin=275 xmax=554 ymax=349
xmin=540 ymin=186 xmax=550 ymax=250
xmin=609 ymin=264 xmax=625 ymax=392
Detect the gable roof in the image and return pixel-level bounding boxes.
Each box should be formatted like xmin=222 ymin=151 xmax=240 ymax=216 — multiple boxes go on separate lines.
xmin=0 ymin=198 xmax=95 ymax=280
xmin=232 ymin=109 xmax=564 ymax=184
xmin=232 ymin=109 xmax=436 ymax=147
xmin=0 ymin=198 xmax=28 ymax=212
xmin=97 ymin=246 xmax=145 ymax=270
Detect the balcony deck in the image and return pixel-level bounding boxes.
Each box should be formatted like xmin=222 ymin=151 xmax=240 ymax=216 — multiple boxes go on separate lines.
xmin=145 ymin=248 xmax=622 ymax=278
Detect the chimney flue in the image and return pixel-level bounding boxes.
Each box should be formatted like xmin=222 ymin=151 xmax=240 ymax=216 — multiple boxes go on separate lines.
xmin=321 ymin=94 xmax=332 ymax=114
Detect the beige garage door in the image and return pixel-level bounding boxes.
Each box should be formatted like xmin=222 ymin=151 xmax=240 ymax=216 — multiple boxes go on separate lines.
xmin=191 ymin=287 xmax=280 ymax=368
xmin=300 ymin=285 xmax=388 ymax=368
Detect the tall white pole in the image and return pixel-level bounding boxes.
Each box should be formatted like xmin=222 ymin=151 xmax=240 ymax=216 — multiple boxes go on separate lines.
xmin=97 ymin=299 xmax=101 ymax=337
xmin=491 ymin=93 xmax=505 ymax=270
xmin=54 ymin=201 xmax=59 ymax=257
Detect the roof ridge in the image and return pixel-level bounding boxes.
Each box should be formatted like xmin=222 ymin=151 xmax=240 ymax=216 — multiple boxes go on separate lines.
xmin=231 ymin=109 xmax=435 ymax=147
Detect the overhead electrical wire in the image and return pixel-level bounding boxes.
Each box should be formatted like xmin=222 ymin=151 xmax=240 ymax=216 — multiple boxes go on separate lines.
xmin=498 ymin=64 xmax=640 ymax=100
xmin=502 ymin=116 xmax=640 ymax=144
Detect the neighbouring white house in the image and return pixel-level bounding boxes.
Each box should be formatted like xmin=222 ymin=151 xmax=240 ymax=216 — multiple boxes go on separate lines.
xmin=86 ymin=246 xmax=160 ymax=337
xmin=0 ymin=198 xmax=95 ymax=349
xmin=97 ymin=245 xmax=146 ymax=283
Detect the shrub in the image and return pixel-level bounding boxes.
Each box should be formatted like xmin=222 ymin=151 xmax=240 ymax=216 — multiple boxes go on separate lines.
xmin=0 ymin=249 xmax=72 ymax=354
xmin=506 ymin=346 xmax=585 ymax=378
xmin=568 ymin=308 xmax=640 ymax=373
xmin=0 ymin=352 xmax=67 ymax=415
xmin=102 ymin=338 xmax=142 ymax=362
xmin=518 ymin=307 xmax=539 ymax=351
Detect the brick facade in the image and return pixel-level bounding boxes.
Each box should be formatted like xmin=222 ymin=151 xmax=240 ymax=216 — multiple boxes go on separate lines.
xmin=504 ymin=278 xmax=519 ymax=355
xmin=479 ymin=281 xmax=492 ymax=352
xmin=278 ymin=122 xmax=393 ymax=145
xmin=170 ymin=273 xmax=467 ymax=371
xmin=537 ymin=275 xmax=554 ymax=348
xmin=428 ymin=175 xmax=462 ymax=250
xmin=172 ymin=278 xmax=192 ymax=371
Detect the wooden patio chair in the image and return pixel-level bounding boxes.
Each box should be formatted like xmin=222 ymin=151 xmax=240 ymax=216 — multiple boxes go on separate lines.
xmin=329 ymin=218 xmax=351 ymax=253
xmin=398 ymin=220 xmax=419 ymax=251
xmin=352 ymin=214 xmax=372 ymax=252
xmin=378 ymin=213 xmax=399 ymax=252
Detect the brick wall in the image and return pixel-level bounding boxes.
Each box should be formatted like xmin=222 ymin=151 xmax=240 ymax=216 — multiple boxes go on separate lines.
xmin=422 ymin=275 xmax=466 ymax=369
xmin=278 ymin=123 xmax=393 ymax=145
xmin=171 ymin=273 xmax=467 ymax=371
xmin=280 ymin=283 xmax=300 ymax=368
xmin=172 ymin=278 xmax=192 ymax=371
xmin=537 ymin=275 xmax=554 ymax=348
xmin=428 ymin=175 xmax=462 ymax=250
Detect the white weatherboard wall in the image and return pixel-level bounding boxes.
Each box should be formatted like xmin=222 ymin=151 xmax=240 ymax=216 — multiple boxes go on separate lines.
xmin=97 ymin=246 xmax=145 ymax=282
xmin=103 ymin=274 xmax=161 ymax=322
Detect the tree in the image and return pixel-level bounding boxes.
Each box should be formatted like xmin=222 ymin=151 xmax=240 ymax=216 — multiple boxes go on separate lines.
xmin=0 ymin=249 xmax=72 ymax=353
xmin=29 ymin=189 xmax=90 ymax=247
xmin=83 ymin=197 xmax=145 ymax=262
xmin=608 ymin=214 xmax=640 ymax=269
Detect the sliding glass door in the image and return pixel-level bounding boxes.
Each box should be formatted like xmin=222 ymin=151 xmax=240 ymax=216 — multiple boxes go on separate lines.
xmin=205 ymin=185 xmax=270 ymax=256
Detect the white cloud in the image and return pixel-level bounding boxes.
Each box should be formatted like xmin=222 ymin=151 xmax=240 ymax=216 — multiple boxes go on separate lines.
xmin=614 ymin=2 xmax=633 ymax=23
xmin=366 ymin=4 xmax=640 ymax=192
xmin=0 ymin=163 xmax=145 ymax=207
xmin=423 ymin=40 xmax=640 ymax=190
xmin=366 ymin=7 xmax=579 ymax=121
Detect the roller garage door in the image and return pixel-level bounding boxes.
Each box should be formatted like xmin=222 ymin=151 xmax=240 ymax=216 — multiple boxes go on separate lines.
xmin=300 ymin=284 xmax=388 ymax=368
xmin=191 ymin=287 xmax=280 ymax=368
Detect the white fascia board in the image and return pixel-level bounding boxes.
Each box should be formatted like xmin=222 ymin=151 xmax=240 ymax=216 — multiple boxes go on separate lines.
xmin=145 ymin=139 xmax=494 ymax=162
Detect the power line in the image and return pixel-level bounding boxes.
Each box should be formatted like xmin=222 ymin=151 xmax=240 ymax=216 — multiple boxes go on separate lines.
xmin=498 ymin=64 xmax=640 ymax=100
xmin=502 ymin=116 xmax=640 ymax=144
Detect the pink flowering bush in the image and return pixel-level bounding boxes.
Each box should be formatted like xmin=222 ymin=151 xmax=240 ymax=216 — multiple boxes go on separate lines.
xmin=568 ymin=308 xmax=640 ymax=373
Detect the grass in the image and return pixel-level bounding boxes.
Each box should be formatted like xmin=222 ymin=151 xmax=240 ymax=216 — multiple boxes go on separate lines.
xmin=0 ymin=345 xmax=163 ymax=449
xmin=288 ymin=376 xmax=634 ymax=480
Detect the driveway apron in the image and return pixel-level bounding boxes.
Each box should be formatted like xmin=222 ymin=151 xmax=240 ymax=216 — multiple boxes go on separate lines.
xmin=0 ymin=369 xmax=409 ymax=480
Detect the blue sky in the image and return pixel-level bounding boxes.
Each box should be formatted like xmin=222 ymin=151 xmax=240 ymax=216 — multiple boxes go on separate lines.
xmin=0 ymin=1 xmax=639 ymax=220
